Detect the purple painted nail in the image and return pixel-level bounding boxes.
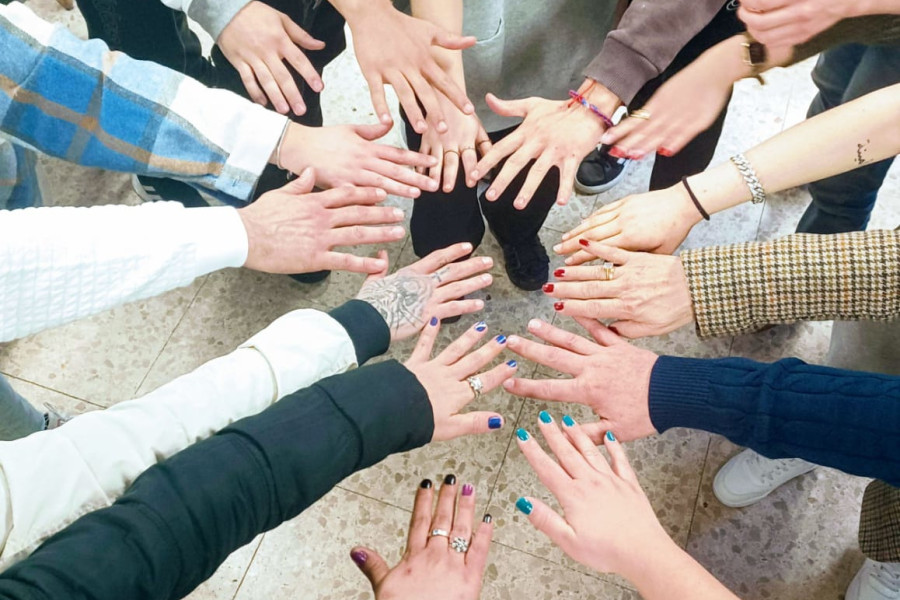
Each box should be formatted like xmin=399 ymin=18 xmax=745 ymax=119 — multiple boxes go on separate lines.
xmin=351 ymin=550 xmax=367 ymax=568
xmin=462 ymin=483 xmax=474 ymax=497
xmin=429 ymin=316 xmax=438 ymax=327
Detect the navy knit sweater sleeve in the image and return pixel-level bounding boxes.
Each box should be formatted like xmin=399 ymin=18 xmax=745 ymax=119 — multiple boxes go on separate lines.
xmin=0 ymin=360 xmax=432 ymax=600
xmin=649 ymin=356 xmax=900 ymax=486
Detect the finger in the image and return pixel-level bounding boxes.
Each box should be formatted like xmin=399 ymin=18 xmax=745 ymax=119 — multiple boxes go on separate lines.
xmin=406 ymin=478 xmax=436 ymax=553
xmin=550 ymin=263 xmax=621 ymax=284
xmin=476 ymin=358 xmax=519 ymax=394
xmin=461 ymin=147 xmax=478 ymax=188
xmin=251 ymin=59 xmax=290 ymax=114
xmin=450 ymin=482 xmax=476 ymax=556
xmin=504 ymin=335 xmax=583 ymax=375
xmin=364 ymin=75 xmax=393 ymax=126
xmin=360 ymin=249 xmax=390 ymax=283
xmin=376 ymin=143 xmax=440 ymax=170
xmin=558 ymin=157 xmax=578 ymax=205
xmin=329 ymin=205 xmax=405 ymax=228
xmin=606 ymin=319 xmax=661 ymax=340
xmin=434 ymin=273 xmax=493 ymax=304
xmin=484 ymin=93 xmax=529 ymax=118
xmin=349 ymin=546 xmax=390 ymax=588
xmin=502 ymin=376 xmax=578 ymax=403
xmin=560 ymin=209 xmax=620 ymax=243
xmin=423 ymin=61 xmax=474 ymax=116
xmin=391 ymin=73 xmax=427 ymax=133
xmin=442 ymin=149 xmax=460 ymax=193
xmin=515 ymin=426 xmax=571 ymax=494
xmin=366 ymin=161 xmax=439 ymax=195
xmin=517 ymin=497 xmax=576 ymax=554
xmin=546 ymin=280 xmax=620 ymax=301
xmin=236 ymin=63 xmax=267 ymax=107
xmin=409 ymin=314 xmax=441 ymax=363
xmin=319 ymin=250 xmax=391 ymax=274
xmin=436 ymin=320 xmax=489 ymax=366
xmin=554 ymin=298 xmax=627 ymax=321
xmin=579 ymin=420 xmax=612 ymax=445
xmin=554 ymin=223 xmax=620 ymax=256
xmin=466 ymin=514 xmax=495 ymax=570
xmin=407 ymin=72 xmax=445 ymax=131
xmin=318 ymin=184 xmax=386 ymax=208
xmin=357 ymin=170 xmax=421 ymax=199
xmin=472 ymin=133 xmax=523 ymax=182
xmin=559 ymin=414 xmax=613 ymax=475
xmin=328 ymin=224 xmax=407 ymax=248
xmin=523 ymin=318 xmax=600 ymax=356
xmin=514 ymin=154 xmax=554 ymax=210
xmin=452 ymin=332 xmax=508 ymax=378
xmin=266 ymin=55 xmax=306 ymax=115
xmin=427 ymin=475 xmax=458 ymax=548
xmin=573 ymin=317 xmax=624 ymax=347
xmin=600 ymin=115 xmax=644 ymax=146
xmin=566 ymin=246 xmax=626 ymax=267
xmin=537 ymin=412 xmax=596 ymax=480
xmin=411 ymin=242 xmax=474 ymax=274
xmin=283 ymin=166 xmax=316 ymax=194
xmin=283 ymin=17 xmax=326 ymax=51
xmin=432 ymin=29 xmax=478 ymax=52
xmin=432 ymin=298 xmax=486 ymax=323
xmin=484 ymin=146 xmax=538 ymax=202
xmin=603 ymin=429 xmax=639 ymax=484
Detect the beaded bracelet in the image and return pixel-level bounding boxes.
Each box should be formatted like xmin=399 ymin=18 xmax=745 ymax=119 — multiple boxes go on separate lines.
xmin=730 ymin=153 xmax=766 ymax=204
xmin=567 ymin=90 xmax=615 ymax=128
xmin=681 ymin=176 xmax=710 ymax=221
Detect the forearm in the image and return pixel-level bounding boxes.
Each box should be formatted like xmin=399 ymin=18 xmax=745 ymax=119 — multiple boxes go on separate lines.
xmin=681 ymin=229 xmax=900 ymax=337
xmin=852 ymin=0 xmax=900 ymax=16
xmin=158 ymin=0 xmax=250 ymax=40
xmin=649 ymin=356 xmax=900 ymax=485
xmin=410 ymin=0 xmax=465 ymax=88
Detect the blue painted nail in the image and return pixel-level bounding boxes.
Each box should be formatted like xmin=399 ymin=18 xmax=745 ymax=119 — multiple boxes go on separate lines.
xmin=516 ymin=428 xmax=530 ymax=441
xmin=506 ymin=359 xmax=518 ymax=368
xmin=488 ymin=416 xmax=503 ymax=430
xmin=606 ymin=430 xmax=616 ymax=442
xmin=496 ymin=335 xmax=507 ymax=344
xmin=429 ymin=316 xmax=438 ymax=327
xmin=539 ymin=410 xmax=552 ymax=424
xmin=475 ymin=321 xmax=487 ymax=332
xmin=562 ymin=415 xmax=576 ymax=427
xmin=515 ymin=497 xmax=533 ymax=515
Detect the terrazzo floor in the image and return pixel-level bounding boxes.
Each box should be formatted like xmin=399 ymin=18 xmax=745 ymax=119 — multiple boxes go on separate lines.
xmin=7 ymin=2 xmax=900 ymax=599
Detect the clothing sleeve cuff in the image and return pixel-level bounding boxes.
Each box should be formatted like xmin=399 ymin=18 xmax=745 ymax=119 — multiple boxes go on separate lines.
xmin=327 ymin=300 xmax=391 ymax=365
xmin=583 ymin=37 xmax=659 ymax=106
xmin=179 ymin=205 xmax=248 ymax=273
xmin=648 ymin=356 xmax=714 ymax=433
xmin=187 ymin=0 xmax=250 ymax=40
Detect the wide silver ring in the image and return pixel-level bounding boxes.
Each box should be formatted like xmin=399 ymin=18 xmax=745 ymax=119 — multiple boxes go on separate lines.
xmin=431 ymin=528 xmax=450 ymax=538
xmin=466 ymin=376 xmax=484 ymax=398
xmin=451 ymin=537 xmax=470 ymax=553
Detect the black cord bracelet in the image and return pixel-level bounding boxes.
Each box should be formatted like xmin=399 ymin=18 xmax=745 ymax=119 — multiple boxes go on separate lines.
xmin=681 ymin=176 xmax=710 ymax=221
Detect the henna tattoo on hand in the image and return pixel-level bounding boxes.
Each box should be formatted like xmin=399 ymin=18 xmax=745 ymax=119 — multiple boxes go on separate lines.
xmin=357 ymin=272 xmax=436 ymax=335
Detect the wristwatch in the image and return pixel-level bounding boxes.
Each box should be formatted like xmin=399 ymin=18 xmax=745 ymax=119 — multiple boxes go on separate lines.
xmin=741 ymin=32 xmax=767 ymax=84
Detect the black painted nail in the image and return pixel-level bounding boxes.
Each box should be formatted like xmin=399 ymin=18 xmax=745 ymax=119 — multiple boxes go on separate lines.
xmin=444 ymin=474 xmax=457 ymax=485
xmin=420 ymin=479 xmax=433 ymax=489
xmin=483 ymin=514 xmax=493 ymax=524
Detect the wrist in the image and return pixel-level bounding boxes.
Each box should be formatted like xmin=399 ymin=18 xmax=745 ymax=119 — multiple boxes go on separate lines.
xmin=712 ymin=35 xmax=756 ymax=84
xmin=273 ymin=122 xmax=312 ymax=173
xmin=673 ymin=180 xmax=705 ymax=227
xmin=333 ymin=0 xmax=390 ymax=23
xmin=581 ymin=79 xmax=623 ymax=119
xmin=617 ymin=527 xmax=682 ymax=585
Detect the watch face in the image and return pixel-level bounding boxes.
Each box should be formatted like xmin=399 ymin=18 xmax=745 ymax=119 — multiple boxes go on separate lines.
xmin=748 ymin=41 xmax=767 ymax=66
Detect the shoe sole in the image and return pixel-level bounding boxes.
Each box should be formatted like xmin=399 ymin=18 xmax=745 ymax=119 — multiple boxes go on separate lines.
xmin=574 ymin=160 xmax=630 ymax=195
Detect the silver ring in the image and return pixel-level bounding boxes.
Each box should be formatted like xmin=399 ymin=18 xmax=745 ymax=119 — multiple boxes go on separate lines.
xmin=451 ymin=537 xmax=470 ymax=553
xmin=466 ymin=376 xmax=484 ymax=398
xmin=430 ymin=529 xmax=450 ymax=538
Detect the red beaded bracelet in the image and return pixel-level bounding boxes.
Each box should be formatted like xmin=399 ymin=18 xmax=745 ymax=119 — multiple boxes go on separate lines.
xmin=567 ymin=90 xmax=615 ymax=128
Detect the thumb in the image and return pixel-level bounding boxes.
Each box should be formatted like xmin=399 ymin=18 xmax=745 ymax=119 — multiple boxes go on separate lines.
xmin=432 ymin=27 xmax=477 ymax=50
xmin=441 ymin=411 xmax=505 ymax=441
xmin=607 ymin=320 xmax=651 ymax=340
xmin=579 ymin=420 xmax=613 ymax=445
xmin=349 ymin=546 xmax=390 ymax=588
xmin=517 ymin=497 xmax=576 ymax=550
xmin=362 ymin=250 xmax=390 ymax=285
xmin=353 ymin=121 xmax=393 ymax=141
xmin=485 ymin=93 xmax=529 ymax=119
xmin=284 ymin=167 xmax=316 ymax=195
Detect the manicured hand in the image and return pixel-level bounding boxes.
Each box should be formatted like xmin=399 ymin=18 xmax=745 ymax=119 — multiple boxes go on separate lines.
xmin=418 ymin=96 xmax=492 ymax=192
xmin=471 ymin=94 xmax=606 ymax=209
xmin=556 ymin=186 xmax=701 ymax=262
xmin=338 ymin=0 xmax=476 ymax=133
xmin=238 ymin=168 xmax=404 ymax=274
xmin=739 ymin=0 xmax=853 ymax=48
xmin=404 ymin=319 xmax=517 ymax=440
xmin=218 ymin=1 xmax=325 ymax=115
xmin=351 ymin=478 xmax=494 ymax=599
xmin=503 ymin=318 xmax=659 ymax=442
xmin=545 ymin=242 xmax=695 ymax=339
xmin=514 ymin=414 xmax=672 ymax=578
xmin=356 ymin=242 xmax=493 ymax=341
xmin=280 ymin=122 xmax=439 ymax=198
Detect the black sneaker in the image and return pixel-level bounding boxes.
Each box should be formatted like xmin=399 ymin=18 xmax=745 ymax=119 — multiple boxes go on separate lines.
xmin=131 ymin=174 xmax=210 ymax=208
xmin=288 ymin=271 xmax=331 ymax=284
xmin=574 ymin=146 xmax=630 ymax=195
xmin=499 ymin=236 xmax=549 ymax=291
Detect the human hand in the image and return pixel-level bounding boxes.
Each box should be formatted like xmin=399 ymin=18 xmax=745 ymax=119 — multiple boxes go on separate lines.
xmin=403 ymin=319 xmax=517 ymax=441
xmin=238 ymin=168 xmax=404 ymax=274
xmin=351 ymin=477 xmax=494 ymax=600
xmin=217 ymin=1 xmax=325 ymax=115
xmin=513 ymin=414 xmax=673 ymax=580
xmin=279 ymin=121 xmax=439 ymax=198
xmin=337 ymin=0 xmax=476 ymax=133
xmin=739 ymin=0 xmax=853 ymax=48
xmin=418 ymin=96 xmax=492 ymax=192
xmin=555 ymin=186 xmax=700 ymax=262
xmin=545 ymin=242 xmax=695 ymax=339
xmin=356 ymin=242 xmax=493 ymax=341
xmin=503 ymin=318 xmax=659 ymax=442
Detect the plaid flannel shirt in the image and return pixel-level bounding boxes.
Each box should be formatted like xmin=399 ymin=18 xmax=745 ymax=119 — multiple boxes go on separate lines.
xmin=0 ymin=2 xmax=287 ymax=207
xmin=682 ymin=229 xmax=900 ymax=339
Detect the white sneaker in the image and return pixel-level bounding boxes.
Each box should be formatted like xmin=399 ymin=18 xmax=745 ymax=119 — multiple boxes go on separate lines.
xmin=846 ymin=560 xmax=900 ymax=600
xmin=43 ymin=403 xmax=73 ymax=430
xmin=713 ymin=449 xmax=816 ymax=508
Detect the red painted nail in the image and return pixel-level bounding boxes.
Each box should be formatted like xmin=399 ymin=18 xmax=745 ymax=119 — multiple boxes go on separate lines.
xmin=579 ymin=239 xmax=590 ymax=247
xmin=658 ymin=147 xmax=674 ymax=157
xmin=608 ymin=147 xmax=626 ymax=159
xmin=554 ymin=269 xmax=565 ymax=278
xmin=608 ymin=325 xmax=620 ymax=335
xmin=554 ymin=302 xmax=564 ymax=311
xmin=542 ymin=283 xmax=554 ymax=293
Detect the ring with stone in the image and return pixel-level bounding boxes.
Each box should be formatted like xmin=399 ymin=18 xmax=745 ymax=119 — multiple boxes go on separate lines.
xmin=602 ymin=261 xmax=615 ymax=281
xmin=451 ymin=537 xmax=470 ymax=553
xmin=466 ymin=376 xmax=484 ymax=398
xmin=431 ymin=528 xmax=450 ymax=538
xmin=629 ymin=108 xmax=652 ymax=120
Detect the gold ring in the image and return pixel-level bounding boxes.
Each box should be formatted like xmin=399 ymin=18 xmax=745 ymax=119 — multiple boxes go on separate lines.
xmin=629 ymin=109 xmax=652 ymax=121
xmin=602 ymin=261 xmax=615 ymax=281
xmin=443 ymin=149 xmax=460 ymax=156
xmin=477 ymin=140 xmax=492 ymax=148
xmin=460 ymin=146 xmax=476 ymax=153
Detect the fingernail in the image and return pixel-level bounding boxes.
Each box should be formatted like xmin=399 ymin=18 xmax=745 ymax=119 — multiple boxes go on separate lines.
xmin=658 ymin=147 xmax=674 ymax=157
xmin=420 ymin=478 xmax=433 ymax=489
xmin=429 ymin=316 xmax=438 ymax=327
xmin=464 ymin=102 xmax=475 ymax=114
xmin=539 ymin=410 xmax=552 ymax=424
xmin=609 ymin=147 xmax=626 ymax=159
xmin=554 ymin=302 xmax=564 ymax=311
xmin=392 ymin=208 xmax=404 ymax=219
xmin=542 ymin=283 xmax=555 ymax=293
xmin=488 ymin=416 xmax=503 ymax=429
xmin=444 ymin=474 xmax=457 ymax=485
xmin=506 ymin=359 xmax=518 ymax=368
xmin=496 ymin=335 xmax=507 ymax=344
xmin=515 ymin=497 xmax=533 ymax=515
xmin=606 ymin=430 xmax=616 ymax=442
xmin=293 ymin=103 xmax=306 ymax=114
xmin=600 ymin=133 xmax=613 ymax=144
xmin=462 ymin=483 xmax=474 ymax=497
xmin=579 ymin=239 xmax=590 ymax=247
xmin=462 ymin=242 xmax=473 ymax=251
xmin=438 ymin=120 xmax=448 ymax=132
xmin=416 ymin=120 xmax=427 ymax=131
xmin=528 ymin=319 xmax=542 ymax=330
xmin=381 ymin=113 xmax=392 ymax=124
xmin=608 ymin=325 xmax=620 ymax=335
xmin=482 ymin=273 xmax=492 ymax=282
xmin=562 ymin=415 xmax=576 ymax=427
xmin=554 ymin=269 xmax=565 ymax=278
xmin=475 ymin=321 xmax=487 ymax=332
xmin=483 ymin=514 xmax=493 ymax=524
xmin=553 ymin=244 xmax=562 ymax=253
xmin=482 ymin=257 xmax=492 ymax=265
xmin=516 ymin=428 xmax=530 ymax=441
xmin=474 ymin=299 xmax=485 ymax=309
xmin=487 ymin=189 xmax=497 ymax=201
xmin=471 ymin=170 xmax=480 ymax=180
xmin=351 ymin=550 xmax=367 ymax=568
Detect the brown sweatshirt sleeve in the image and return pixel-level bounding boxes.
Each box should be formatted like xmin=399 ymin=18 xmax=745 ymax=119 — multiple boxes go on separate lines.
xmin=583 ymin=0 xmax=726 ymax=105
xmin=681 ymin=230 xmax=900 ymax=339
xmin=792 ymin=16 xmax=900 ymax=64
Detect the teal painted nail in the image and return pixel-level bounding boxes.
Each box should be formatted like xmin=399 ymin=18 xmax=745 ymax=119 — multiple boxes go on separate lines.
xmin=516 ymin=428 xmax=530 ymax=441
xmin=515 ymin=497 xmax=533 ymax=515
xmin=606 ymin=430 xmax=616 ymax=442
xmin=539 ymin=410 xmax=552 ymax=424
xmin=562 ymin=415 xmax=575 ymax=427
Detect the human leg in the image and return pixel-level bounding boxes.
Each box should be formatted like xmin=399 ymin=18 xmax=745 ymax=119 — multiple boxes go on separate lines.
xmin=0 ymin=374 xmax=44 ymax=441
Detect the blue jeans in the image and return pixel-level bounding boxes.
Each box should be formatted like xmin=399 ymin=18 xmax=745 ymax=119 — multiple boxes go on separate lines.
xmin=0 ymin=374 xmax=44 ymax=440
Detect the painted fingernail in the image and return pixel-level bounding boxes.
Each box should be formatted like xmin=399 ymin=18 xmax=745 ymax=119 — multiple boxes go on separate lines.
xmin=562 ymin=415 xmax=576 ymax=427
xmin=496 ymin=335 xmax=507 ymax=344
xmin=475 ymin=321 xmax=487 ymax=332
xmin=506 ymin=359 xmax=518 ymax=368
xmin=516 ymin=428 xmax=530 ymax=441
xmin=554 ymin=269 xmax=565 ymax=278
xmin=658 ymin=147 xmax=674 ymax=157
xmin=515 ymin=497 xmax=533 ymax=515
xmin=462 ymin=483 xmax=474 ymax=497
xmin=579 ymin=239 xmax=590 ymax=247
xmin=488 ymin=416 xmax=503 ymax=429
xmin=609 ymin=147 xmax=626 ymax=159
xmin=420 ymin=478 xmax=433 ymax=489
xmin=429 ymin=316 xmax=438 ymax=327
xmin=542 ymin=283 xmax=554 ymax=293
xmin=539 ymin=410 xmax=553 ymax=424
xmin=444 ymin=474 xmax=457 ymax=485
xmin=606 ymin=430 xmax=617 ymax=442
xmin=608 ymin=325 xmax=620 ymax=335
xmin=554 ymin=302 xmax=564 ymax=312
xmin=483 ymin=514 xmax=493 ymax=524
xmin=351 ymin=550 xmax=368 ymax=568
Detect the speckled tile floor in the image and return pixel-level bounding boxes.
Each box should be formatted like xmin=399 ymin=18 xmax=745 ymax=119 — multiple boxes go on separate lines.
xmin=5 ymin=2 xmax=900 ymax=599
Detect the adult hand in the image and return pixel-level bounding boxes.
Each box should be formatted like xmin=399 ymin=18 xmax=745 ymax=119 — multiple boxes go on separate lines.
xmin=556 ymin=186 xmax=700 ymax=262
xmin=351 ymin=478 xmax=494 ymax=600
xmin=217 ymin=2 xmax=325 ymax=116
xmin=503 ymin=317 xmax=659 ymax=442
xmin=514 ymin=414 xmax=673 ymax=580
xmin=238 ymin=168 xmax=404 ymax=274
xmin=337 ymin=0 xmax=476 ymax=133
xmin=418 ymin=96 xmax=492 ymax=192
xmin=545 ymin=243 xmax=695 ymax=339
xmin=739 ymin=0 xmax=853 ymax=48
xmin=356 ymin=242 xmax=493 ymax=341
xmin=280 ymin=121 xmax=439 ymax=198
